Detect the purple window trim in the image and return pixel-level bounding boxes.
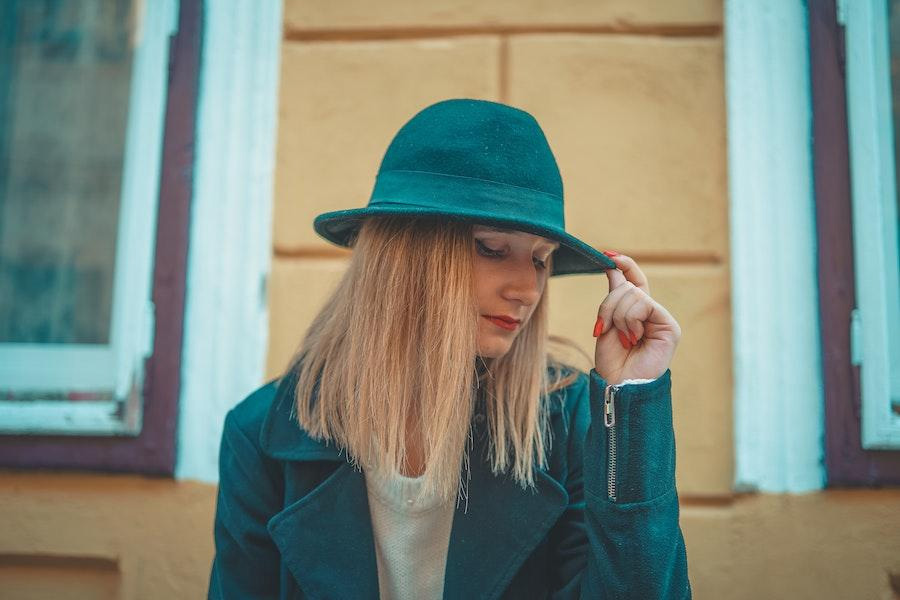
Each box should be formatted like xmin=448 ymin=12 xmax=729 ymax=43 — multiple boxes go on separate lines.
xmin=809 ymin=0 xmax=900 ymax=485
xmin=0 ymin=0 xmax=202 ymax=476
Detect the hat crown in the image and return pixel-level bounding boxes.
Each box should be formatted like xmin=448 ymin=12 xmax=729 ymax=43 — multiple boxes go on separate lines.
xmin=312 ymin=98 xmax=616 ymax=275
xmin=377 ymin=99 xmax=563 ymax=198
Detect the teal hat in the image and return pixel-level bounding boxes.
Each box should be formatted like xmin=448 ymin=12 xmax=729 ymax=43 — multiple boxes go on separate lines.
xmin=313 ymin=98 xmax=616 ymax=276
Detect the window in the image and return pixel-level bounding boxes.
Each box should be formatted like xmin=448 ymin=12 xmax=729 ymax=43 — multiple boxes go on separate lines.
xmin=843 ymin=0 xmax=900 ymax=449
xmin=810 ymin=0 xmax=900 ymax=485
xmin=0 ymin=0 xmax=200 ymax=474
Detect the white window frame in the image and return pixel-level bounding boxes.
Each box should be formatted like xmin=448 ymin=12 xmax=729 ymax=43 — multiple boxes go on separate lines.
xmin=0 ymin=0 xmax=179 ymax=435
xmin=843 ymin=0 xmax=900 ymax=449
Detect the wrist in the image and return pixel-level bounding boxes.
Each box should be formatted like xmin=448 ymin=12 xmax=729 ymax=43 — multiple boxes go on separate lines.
xmin=593 ymin=369 xmax=666 ymax=387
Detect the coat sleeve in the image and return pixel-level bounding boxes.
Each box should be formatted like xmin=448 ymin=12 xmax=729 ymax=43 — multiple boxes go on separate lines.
xmin=548 ymin=368 xmax=692 ymax=599
xmin=208 ymin=409 xmax=283 ymax=599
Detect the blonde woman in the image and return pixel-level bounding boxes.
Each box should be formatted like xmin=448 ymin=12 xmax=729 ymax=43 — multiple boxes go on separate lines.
xmin=208 ymin=99 xmax=691 ymax=599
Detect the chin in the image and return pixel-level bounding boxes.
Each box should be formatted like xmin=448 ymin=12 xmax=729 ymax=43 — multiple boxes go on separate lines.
xmin=475 ymin=338 xmax=513 ymax=359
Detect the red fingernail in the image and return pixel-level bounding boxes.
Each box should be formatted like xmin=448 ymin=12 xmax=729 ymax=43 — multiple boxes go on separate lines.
xmin=617 ymin=330 xmax=631 ymax=349
xmin=593 ymin=317 xmax=603 ymax=337
xmin=603 ymin=250 xmax=620 ymax=257
xmin=628 ymin=331 xmax=638 ymax=345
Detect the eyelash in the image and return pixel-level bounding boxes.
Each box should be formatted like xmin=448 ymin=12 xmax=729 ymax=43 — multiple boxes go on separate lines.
xmin=475 ymin=239 xmax=548 ymax=270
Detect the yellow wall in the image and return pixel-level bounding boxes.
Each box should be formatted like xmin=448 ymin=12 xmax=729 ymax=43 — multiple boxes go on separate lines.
xmin=1 ymin=2 xmax=898 ymax=599
xmin=0 ymin=472 xmax=215 ymax=599
xmin=266 ymin=1 xmax=900 ymax=598
xmin=269 ymin=0 xmax=732 ymax=497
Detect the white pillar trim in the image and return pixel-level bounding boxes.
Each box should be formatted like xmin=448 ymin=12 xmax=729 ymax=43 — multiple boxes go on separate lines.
xmin=175 ymin=1 xmax=283 ymax=482
xmin=725 ymin=0 xmax=826 ymax=493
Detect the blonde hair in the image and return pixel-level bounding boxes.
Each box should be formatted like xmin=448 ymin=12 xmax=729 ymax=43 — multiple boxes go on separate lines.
xmin=285 ymin=215 xmax=588 ymax=506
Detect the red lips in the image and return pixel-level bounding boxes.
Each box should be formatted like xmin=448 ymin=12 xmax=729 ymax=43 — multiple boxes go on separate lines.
xmin=483 ymin=315 xmax=521 ymax=331
xmin=488 ymin=315 xmax=520 ymax=324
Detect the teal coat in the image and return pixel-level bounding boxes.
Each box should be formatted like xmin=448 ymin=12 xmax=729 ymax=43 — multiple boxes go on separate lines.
xmin=208 ymin=368 xmax=691 ymax=599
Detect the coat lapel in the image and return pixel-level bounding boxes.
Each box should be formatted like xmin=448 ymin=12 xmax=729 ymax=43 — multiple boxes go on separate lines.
xmin=267 ymin=461 xmax=379 ymax=599
xmin=259 ymin=372 xmax=569 ymax=600
xmin=442 ymin=428 xmax=568 ymax=599
xmin=260 ymin=372 xmax=379 ymax=598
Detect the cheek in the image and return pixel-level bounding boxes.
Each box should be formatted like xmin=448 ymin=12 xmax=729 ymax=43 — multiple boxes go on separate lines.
xmin=472 ymin=259 xmax=499 ymax=305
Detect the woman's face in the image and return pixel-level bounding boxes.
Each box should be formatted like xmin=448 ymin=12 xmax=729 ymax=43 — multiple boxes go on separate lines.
xmin=472 ymin=224 xmax=559 ymax=358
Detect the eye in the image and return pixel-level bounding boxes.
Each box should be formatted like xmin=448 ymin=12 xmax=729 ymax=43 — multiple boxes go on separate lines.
xmin=533 ymin=256 xmax=548 ymax=270
xmin=475 ymin=239 xmax=504 ymax=258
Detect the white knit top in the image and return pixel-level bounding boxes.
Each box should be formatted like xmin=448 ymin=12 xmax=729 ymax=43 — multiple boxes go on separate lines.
xmin=362 ymin=376 xmax=654 ymax=599
xmin=364 ymin=468 xmax=454 ymax=600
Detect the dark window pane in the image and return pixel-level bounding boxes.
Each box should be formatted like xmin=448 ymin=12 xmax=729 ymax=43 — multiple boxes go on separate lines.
xmin=0 ymin=0 xmax=135 ymax=344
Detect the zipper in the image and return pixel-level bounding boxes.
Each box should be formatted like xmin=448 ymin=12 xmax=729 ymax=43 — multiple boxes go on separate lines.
xmin=604 ymin=383 xmax=619 ymax=502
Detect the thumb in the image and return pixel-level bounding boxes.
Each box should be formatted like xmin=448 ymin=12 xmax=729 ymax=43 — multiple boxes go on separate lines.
xmin=605 ymin=265 xmax=627 ymax=291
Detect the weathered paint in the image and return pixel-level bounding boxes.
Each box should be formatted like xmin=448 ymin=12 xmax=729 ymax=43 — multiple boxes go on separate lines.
xmin=175 ymin=1 xmax=283 ymax=483
xmin=725 ymin=0 xmax=826 ymax=493
xmin=844 ymin=0 xmax=900 ymax=449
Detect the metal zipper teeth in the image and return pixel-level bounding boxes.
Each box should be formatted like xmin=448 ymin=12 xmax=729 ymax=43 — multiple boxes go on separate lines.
xmin=604 ymin=384 xmax=618 ymax=502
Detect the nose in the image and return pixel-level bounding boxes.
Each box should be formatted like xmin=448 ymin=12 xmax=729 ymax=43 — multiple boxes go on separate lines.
xmin=500 ymin=259 xmax=542 ymax=307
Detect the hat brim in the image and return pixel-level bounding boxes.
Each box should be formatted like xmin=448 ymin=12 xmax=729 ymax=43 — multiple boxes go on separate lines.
xmin=312 ymin=205 xmax=616 ymax=276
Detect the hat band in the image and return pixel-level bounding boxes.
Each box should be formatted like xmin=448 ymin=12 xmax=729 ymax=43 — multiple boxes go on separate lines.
xmin=369 ymin=170 xmax=565 ymax=227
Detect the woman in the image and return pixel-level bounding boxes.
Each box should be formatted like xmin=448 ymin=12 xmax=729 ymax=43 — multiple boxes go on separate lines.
xmin=208 ymin=99 xmax=691 ymax=599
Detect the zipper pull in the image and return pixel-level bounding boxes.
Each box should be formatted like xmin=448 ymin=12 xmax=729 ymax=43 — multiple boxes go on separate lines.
xmin=604 ymin=384 xmax=617 ymax=427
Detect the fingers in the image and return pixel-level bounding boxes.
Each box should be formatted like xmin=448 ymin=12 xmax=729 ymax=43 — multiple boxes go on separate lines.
xmin=647 ymin=300 xmax=683 ymax=341
xmin=594 ymin=282 xmax=656 ymax=346
xmin=614 ymin=291 xmax=646 ymax=343
xmin=597 ymin=253 xmax=658 ymax=347
xmin=594 ymin=281 xmax=638 ymax=337
xmin=604 ymin=253 xmax=650 ymax=295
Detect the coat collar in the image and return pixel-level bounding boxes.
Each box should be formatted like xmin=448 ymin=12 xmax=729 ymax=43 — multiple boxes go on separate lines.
xmin=259 ymin=369 xmax=345 ymax=462
xmin=260 ymin=372 xmax=569 ymax=600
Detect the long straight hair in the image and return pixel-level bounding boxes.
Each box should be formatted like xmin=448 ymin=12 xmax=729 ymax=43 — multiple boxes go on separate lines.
xmin=285 ymin=215 xmax=585 ymax=506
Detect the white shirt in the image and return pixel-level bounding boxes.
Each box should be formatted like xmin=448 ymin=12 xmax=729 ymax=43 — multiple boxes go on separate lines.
xmin=364 ymin=468 xmax=455 ymax=600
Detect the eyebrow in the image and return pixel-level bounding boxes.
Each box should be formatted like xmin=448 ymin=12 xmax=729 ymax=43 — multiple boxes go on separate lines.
xmin=478 ymin=226 xmax=561 ymax=250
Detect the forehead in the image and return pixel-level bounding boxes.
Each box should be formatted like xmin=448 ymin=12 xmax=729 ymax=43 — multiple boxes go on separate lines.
xmin=473 ymin=225 xmax=560 ymax=248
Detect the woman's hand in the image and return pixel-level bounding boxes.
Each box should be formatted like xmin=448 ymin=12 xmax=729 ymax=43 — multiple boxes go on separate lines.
xmin=592 ymin=252 xmax=681 ymax=385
